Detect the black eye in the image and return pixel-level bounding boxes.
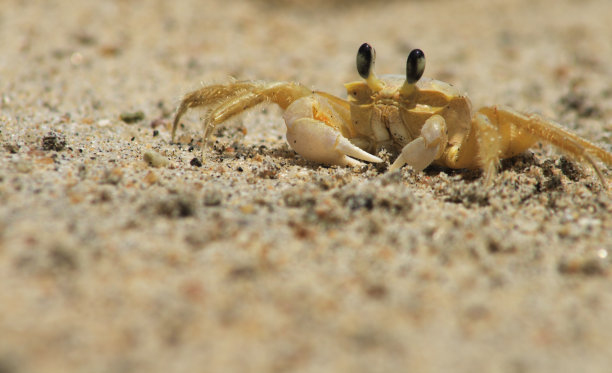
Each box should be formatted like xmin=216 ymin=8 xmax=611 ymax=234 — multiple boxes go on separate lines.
xmin=406 ymin=49 xmax=425 ymax=84
xmin=356 ymin=43 xmax=375 ymax=79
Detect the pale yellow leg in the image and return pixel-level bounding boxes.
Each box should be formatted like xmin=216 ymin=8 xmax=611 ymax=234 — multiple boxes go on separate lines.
xmin=472 ymin=112 xmax=504 ymax=185
xmin=172 ymin=81 xmax=312 ymax=143
xmin=479 ymin=105 xmax=612 ymax=187
xmin=172 ymin=82 xmax=256 ymax=142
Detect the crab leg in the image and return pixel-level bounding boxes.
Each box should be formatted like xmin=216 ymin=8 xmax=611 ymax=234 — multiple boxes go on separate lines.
xmin=172 ymin=81 xmax=312 ymax=143
xmin=478 ymin=105 xmax=612 ymax=185
xmin=283 ymin=95 xmax=383 ymax=166
xmin=471 ymin=111 xmax=514 ymax=185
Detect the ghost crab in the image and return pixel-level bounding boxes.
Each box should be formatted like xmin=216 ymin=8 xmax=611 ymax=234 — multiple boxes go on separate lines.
xmin=173 ymin=43 xmax=612 ymax=186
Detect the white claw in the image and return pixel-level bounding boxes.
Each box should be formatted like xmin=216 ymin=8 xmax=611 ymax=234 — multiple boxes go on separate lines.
xmin=390 ymin=115 xmax=447 ymax=172
xmin=283 ymin=96 xmax=382 ymax=167
xmin=285 ymin=118 xmax=381 ymax=166
xmin=336 ymin=137 xmax=383 ymax=163
xmin=389 ymin=137 xmax=440 ymax=172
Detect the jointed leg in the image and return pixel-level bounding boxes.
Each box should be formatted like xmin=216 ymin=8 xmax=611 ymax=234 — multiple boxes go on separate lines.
xmin=172 ymin=81 xmax=312 ymax=143
xmin=471 ymin=112 xmax=506 ymax=185
xmin=477 ymin=105 xmax=612 ymax=186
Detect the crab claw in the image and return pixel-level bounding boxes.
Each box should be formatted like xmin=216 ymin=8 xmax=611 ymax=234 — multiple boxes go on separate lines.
xmin=285 ymin=118 xmax=382 ymax=166
xmin=389 ymin=114 xmax=447 ymax=172
xmin=283 ymin=96 xmax=382 ymax=167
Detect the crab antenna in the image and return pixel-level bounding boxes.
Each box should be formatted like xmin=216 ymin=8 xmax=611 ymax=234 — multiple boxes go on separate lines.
xmin=356 ymin=43 xmax=384 ymax=91
xmin=400 ymin=49 xmax=426 ymax=95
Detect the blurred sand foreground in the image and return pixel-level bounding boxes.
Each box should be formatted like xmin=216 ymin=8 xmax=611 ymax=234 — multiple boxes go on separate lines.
xmin=1 ymin=0 xmax=612 ymax=372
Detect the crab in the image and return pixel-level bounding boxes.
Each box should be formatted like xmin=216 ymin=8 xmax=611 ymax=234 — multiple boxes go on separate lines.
xmin=172 ymin=42 xmax=612 ymax=186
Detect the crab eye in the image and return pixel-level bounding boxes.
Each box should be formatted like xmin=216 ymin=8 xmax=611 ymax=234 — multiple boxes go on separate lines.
xmin=356 ymin=43 xmax=376 ymax=79
xmin=406 ymin=49 xmax=425 ymax=84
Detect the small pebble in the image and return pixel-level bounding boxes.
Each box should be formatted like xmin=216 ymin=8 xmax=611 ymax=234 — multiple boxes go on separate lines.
xmin=97 ymin=119 xmax=111 ymax=127
xmin=143 ymin=151 xmax=169 ymax=168
xmin=190 ymin=157 xmax=202 ymax=167
xmin=41 ymin=131 xmax=66 ymax=151
xmin=120 ymin=111 xmax=145 ymax=124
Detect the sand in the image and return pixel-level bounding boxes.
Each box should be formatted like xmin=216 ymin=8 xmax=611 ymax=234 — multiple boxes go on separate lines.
xmin=1 ymin=0 xmax=612 ymax=372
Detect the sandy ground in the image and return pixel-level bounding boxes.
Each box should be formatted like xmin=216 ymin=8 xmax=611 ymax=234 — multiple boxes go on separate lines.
xmin=2 ymin=0 xmax=612 ymax=372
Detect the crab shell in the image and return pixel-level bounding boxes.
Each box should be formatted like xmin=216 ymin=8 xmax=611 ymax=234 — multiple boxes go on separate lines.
xmin=344 ymin=75 xmax=474 ymax=168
